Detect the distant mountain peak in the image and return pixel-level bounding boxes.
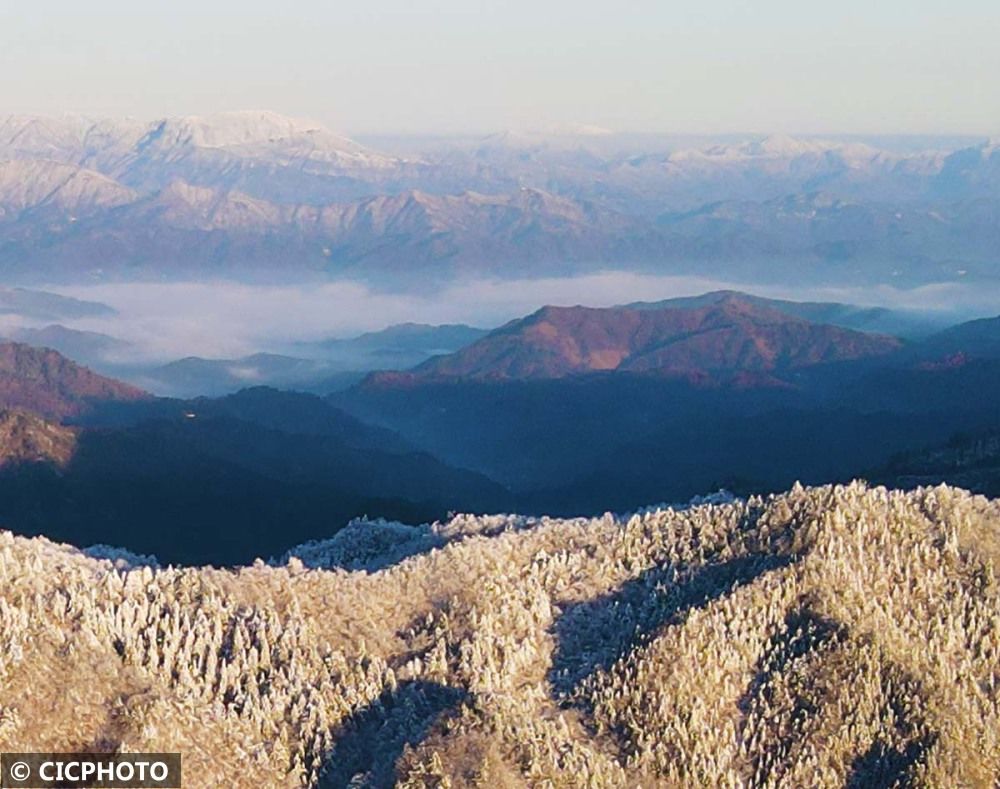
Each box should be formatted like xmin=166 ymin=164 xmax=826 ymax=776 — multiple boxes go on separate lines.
xmin=528 ymin=122 xmax=615 ymax=137
xmin=478 ymin=124 xmax=614 ymax=152
xmin=674 ymin=134 xmax=883 ymax=164
xmin=747 ymin=134 xmax=819 ymax=156
xmin=0 ymin=112 xmax=993 ymax=285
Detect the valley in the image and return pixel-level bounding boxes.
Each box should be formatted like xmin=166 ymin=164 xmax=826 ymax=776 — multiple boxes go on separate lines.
xmin=0 ymin=289 xmax=997 ymax=566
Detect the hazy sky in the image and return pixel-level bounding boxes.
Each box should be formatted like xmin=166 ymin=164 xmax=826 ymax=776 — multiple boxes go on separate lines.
xmin=2 ymin=1 xmax=997 ymax=135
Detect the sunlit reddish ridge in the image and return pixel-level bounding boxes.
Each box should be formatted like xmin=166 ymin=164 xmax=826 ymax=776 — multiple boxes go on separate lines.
xmin=0 ymin=342 xmax=148 ymax=421
xmin=366 ymin=293 xmax=903 ymax=385
xmin=0 ymin=409 xmax=77 ymax=469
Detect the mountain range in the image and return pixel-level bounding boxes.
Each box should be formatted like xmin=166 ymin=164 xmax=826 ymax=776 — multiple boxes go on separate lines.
xmin=123 ymin=322 xmax=490 ymax=397
xmin=0 ymin=285 xmax=113 ymax=320
xmin=337 ymin=291 xmax=1000 ymax=512
xmin=0 ymin=290 xmax=999 ymax=562
xmin=0 ymin=112 xmax=997 ymax=286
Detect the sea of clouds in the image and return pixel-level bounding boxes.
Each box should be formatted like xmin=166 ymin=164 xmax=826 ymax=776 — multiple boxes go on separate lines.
xmin=24 ymin=272 xmax=1000 ymax=365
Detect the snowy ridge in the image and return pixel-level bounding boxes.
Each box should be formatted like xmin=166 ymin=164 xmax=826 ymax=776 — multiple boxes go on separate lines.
xmin=273 ymin=490 xmax=737 ymax=572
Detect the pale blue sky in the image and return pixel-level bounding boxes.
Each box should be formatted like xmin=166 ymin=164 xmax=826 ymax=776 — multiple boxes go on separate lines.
xmin=2 ymin=1 xmax=997 ymax=135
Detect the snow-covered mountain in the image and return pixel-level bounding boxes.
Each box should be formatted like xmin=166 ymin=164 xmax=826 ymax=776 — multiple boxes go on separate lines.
xmin=0 ymin=159 xmax=137 ymax=221
xmin=0 ymin=111 xmax=413 ymax=204
xmin=2 ymin=182 xmax=653 ymax=282
xmin=0 ymin=114 xmax=995 ymax=286
xmin=0 ymin=110 xmax=397 ymax=169
xmin=933 ymin=138 xmax=1000 ymax=198
xmin=0 ymin=114 xmax=148 ymax=171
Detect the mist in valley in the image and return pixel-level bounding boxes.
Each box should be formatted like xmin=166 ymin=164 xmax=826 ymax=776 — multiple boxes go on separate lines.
xmin=24 ymin=274 xmax=996 ymax=374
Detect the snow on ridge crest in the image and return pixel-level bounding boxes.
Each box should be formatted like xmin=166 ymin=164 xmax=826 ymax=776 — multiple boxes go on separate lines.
xmin=146 ymin=110 xmax=330 ymax=150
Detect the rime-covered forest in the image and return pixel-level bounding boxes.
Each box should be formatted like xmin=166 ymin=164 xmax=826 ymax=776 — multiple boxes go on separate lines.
xmin=1 ymin=482 xmax=998 ymax=786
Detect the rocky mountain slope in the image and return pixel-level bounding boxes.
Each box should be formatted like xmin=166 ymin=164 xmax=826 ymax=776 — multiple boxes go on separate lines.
xmin=1 ymin=482 xmax=998 ymax=786
xmin=0 ymin=409 xmax=76 ymax=468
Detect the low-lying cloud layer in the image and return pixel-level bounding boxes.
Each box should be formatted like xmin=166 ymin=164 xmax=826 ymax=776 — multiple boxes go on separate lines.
xmin=24 ymin=273 xmax=1000 ymax=366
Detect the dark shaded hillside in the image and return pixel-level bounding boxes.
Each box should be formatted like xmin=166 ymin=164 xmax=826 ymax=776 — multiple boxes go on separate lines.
xmin=8 ymin=301 xmax=1000 ymax=564
xmin=337 ymin=300 xmax=1000 ymax=516
xmin=908 ymin=314 xmax=1000 ymax=360
xmin=873 ymin=428 xmax=1000 ymax=497
xmin=83 ymin=386 xmax=413 ymax=453
xmin=0 ymin=411 xmax=510 ymax=565
xmin=831 ymin=358 xmax=1000 ymax=413
xmin=190 ymin=386 xmax=412 ymax=451
xmin=0 ymin=377 xmax=511 ymax=565
xmin=335 ymin=375 xmax=989 ymax=513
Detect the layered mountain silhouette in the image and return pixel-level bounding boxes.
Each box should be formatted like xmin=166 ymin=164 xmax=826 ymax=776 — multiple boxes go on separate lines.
xmin=134 ymin=323 xmax=490 ymax=397
xmin=336 ymin=293 xmax=1000 ymax=514
xmin=0 ymin=404 xmax=508 ymax=564
xmin=0 ymin=360 xmax=511 ymax=563
xmin=3 ymin=324 xmax=133 ymax=371
xmin=300 ymin=322 xmax=488 ymax=365
xmin=2 ymin=294 xmax=1000 ymax=562
xmin=0 ymin=286 xmax=114 ymax=320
